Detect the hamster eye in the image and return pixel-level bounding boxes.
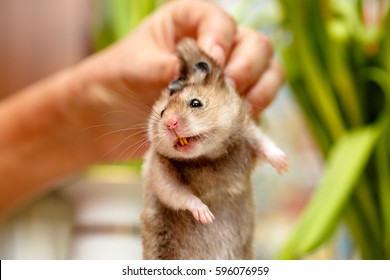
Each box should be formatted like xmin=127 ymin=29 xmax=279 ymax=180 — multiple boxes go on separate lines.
xmin=160 ymin=109 xmax=166 ymax=117
xmin=189 ymin=99 xmax=203 ymax=108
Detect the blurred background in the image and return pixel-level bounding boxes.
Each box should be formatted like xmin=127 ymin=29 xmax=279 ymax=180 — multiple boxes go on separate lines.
xmin=0 ymin=0 xmax=389 ymax=260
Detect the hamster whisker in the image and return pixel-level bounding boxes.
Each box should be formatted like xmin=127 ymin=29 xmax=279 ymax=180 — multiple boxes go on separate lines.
xmin=204 ymin=131 xmax=224 ymax=144
xmin=148 ymin=115 xmax=161 ymax=123
xmin=85 ymin=122 xmax=149 ymax=131
xmin=113 ymin=129 xmax=149 ymax=147
xmin=150 ymin=108 xmax=162 ymax=118
xmin=81 ymin=122 xmax=124 ymax=131
xmin=128 ymin=137 xmax=151 ymax=160
xmin=92 ymin=125 xmax=148 ymax=143
xmin=150 ymin=138 xmax=165 ymax=154
xmin=97 ymin=130 xmax=148 ymax=163
xmin=97 ymin=83 xmax=157 ymax=118
xmin=96 ymin=127 xmax=148 ymax=155
xmin=101 ymin=109 xmax=133 ymax=118
xmin=115 ymin=136 xmax=150 ymax=162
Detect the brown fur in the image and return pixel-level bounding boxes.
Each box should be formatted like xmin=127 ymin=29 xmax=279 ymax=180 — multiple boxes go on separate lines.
xmin=142 ymin=134 xmax=256 ymax=259
xmin=141 ymin=38 xmax=287 ymax=259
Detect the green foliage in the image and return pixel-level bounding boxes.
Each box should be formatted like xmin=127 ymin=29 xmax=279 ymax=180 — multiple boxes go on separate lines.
xmin=277 ymin=0 xmax=390 ymax=259
xmin=92 ymin=0 xmax=162 ymax=50
xmin=229 ymin=0 xmax=390 ymax=259
xmin=278 ymin=123 xmax=385 ymax=259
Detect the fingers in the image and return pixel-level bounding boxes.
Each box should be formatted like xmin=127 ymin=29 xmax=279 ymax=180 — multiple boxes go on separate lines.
xmin=246 ymin=61 xmax=285 ymax=116
xmin=136 ymin=0 xmax=284 ymax=116
xmin=167 ymin=0 xmax=237 ymax=66
xmin=224 ymin=27 xmax=274 ymax=94
xmin=196 ymin=8 xmax=236 ymax=66
xmin=223 ymin=27 xmax=284 ymax=116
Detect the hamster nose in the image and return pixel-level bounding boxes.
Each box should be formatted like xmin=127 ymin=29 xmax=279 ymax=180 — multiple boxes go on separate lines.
xmin=165 ymin=115 xmax=179 ymax=130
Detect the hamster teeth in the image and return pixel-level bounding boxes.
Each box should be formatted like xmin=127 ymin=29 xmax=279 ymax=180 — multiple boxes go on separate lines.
xmin=174 ymin=130 xmax=189 ymax=147
xmin=177 ymin=136 xmax=189 ymax=146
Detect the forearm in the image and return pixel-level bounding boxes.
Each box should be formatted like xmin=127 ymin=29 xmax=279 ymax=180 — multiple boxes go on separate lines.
xmin=0 ymin=63 xmax=114 ymax=216
xmin=0 ymin=27 xmax=169 ymax=216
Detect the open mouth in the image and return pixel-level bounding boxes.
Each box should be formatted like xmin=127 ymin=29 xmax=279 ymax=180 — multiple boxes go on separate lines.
xmin=174 ymin=132 xmax=201 ymax=149
xmin=177 ymin=136 xmax=189 ymax=147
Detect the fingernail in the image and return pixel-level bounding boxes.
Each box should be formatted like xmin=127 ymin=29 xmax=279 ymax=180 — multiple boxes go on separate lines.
xmin=210 ymin=44 xmax=225 ymax=66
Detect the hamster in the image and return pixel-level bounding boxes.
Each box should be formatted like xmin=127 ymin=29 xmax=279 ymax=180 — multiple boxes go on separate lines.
xmin=141 ymin=38 xmax=288 ymax=260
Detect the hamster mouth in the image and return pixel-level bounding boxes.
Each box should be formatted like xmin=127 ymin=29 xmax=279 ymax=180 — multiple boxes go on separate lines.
xmin=177 ymin=136 xmax=189 ymax=147
xmin=174 ymin=132 xmax=202 ymax=149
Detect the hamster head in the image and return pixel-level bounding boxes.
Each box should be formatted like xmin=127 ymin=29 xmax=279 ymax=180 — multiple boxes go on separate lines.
xmin=148 ymin=38 xmax=246 ymax=160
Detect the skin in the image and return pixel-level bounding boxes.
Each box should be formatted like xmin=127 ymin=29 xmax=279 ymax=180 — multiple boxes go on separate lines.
xmin=0 ymin=0 xmax=284 ymax=216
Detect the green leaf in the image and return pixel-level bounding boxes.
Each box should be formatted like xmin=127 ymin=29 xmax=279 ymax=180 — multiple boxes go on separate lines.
xmin=346 ymin=178 xmax=386 ymax=259
xmin=278 ymin=124 xmax=383 ymax=259
xmin=377 ymin=130 xmax=390 ymax=258
xmin=93 ymin=0 xmax=161 ymax=50
xmin=111 ymin=0 xmax=157 ymax=39
xmin=381 ymin=7 xmax=390 ymax=73
xmin=281 ymin=0 xmax=346 ymax=141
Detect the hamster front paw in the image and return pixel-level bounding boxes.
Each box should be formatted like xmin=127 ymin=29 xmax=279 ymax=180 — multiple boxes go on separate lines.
xmin=264 ymin=147 xmax=289 ymax=174
xmin=188 ymin=198 xmax=215 ymax=224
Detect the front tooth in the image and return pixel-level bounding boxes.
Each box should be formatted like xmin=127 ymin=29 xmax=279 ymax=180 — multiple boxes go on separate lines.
xmin=182 ymin=137 xmax=188 ymax=145
xmin=179 ymin=138 xmax=185 ymax=146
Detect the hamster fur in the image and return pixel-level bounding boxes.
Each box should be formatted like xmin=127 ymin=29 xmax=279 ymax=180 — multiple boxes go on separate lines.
xmin=141 ymin=38 xmax=288 ymax=259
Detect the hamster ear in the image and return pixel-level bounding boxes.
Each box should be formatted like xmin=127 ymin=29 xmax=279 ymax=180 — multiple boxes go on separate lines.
xmin=168 ymin=77 xmax=186 ymax=95
xmin=175 ymin=38 xmax=225 ymax=86
xmin=190 ymin=61 xmax=211 ymax=84
xmin=176 ymin=38 xmax=218 ymax=83
xmin=192 ymin=61 xmax=210 ymax=75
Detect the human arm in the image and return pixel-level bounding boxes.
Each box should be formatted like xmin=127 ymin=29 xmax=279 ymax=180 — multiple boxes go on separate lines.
xmin=0 ymin=0 xmax=284 ymax=216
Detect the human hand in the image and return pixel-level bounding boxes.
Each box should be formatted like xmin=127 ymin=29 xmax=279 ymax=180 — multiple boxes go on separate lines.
xmin=83 ymin=0 xmax=284 ymax=116
xmin=75 ymin=0 xmax=284 ymax=160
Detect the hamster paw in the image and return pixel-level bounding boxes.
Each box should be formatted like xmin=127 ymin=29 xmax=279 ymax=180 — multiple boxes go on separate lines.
xmin=265 ymin=147 xmax=289 ymax=174
xmin=189 ymin=199 xmax=215 ymax=224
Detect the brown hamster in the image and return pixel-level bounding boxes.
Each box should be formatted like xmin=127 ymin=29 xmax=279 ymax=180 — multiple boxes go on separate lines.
xmin=141 ymin=38 xmax=288 ymax=259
